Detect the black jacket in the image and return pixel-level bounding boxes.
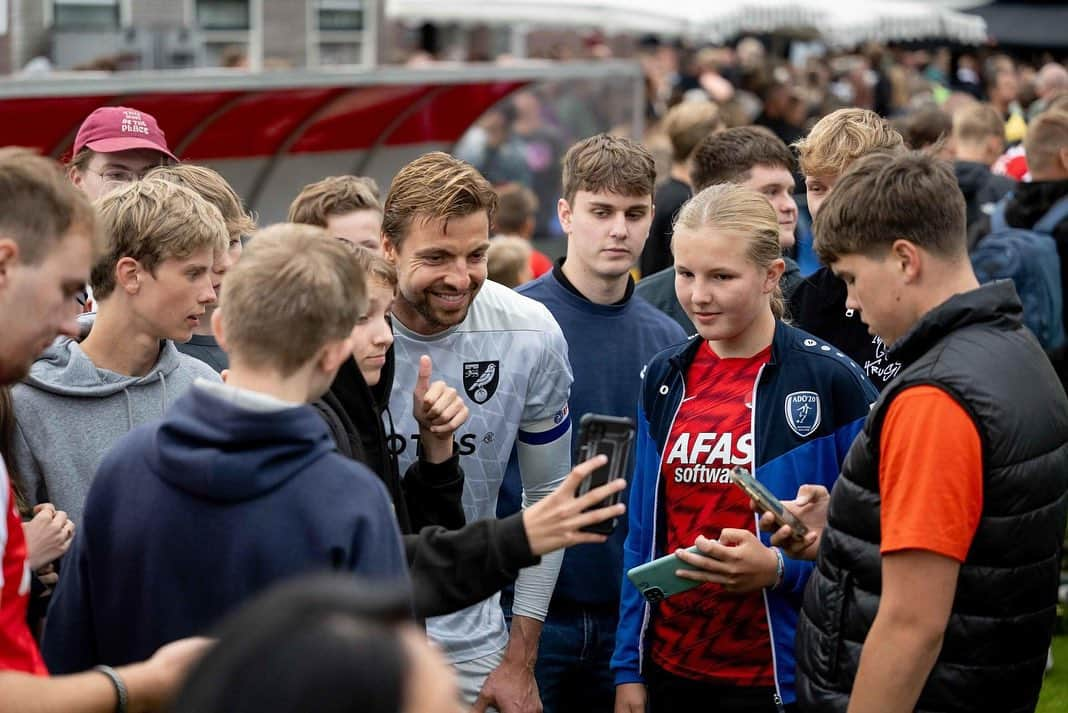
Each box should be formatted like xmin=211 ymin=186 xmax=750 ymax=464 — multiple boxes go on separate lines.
xmin=314 ymin=351 xmax=539 ymax=618
xmin=787 ymin=267 xmax=900 ymax=390
xmin=797 ymin=282 xmax=1068 ymax=713
xmin=953 ymin=160 xmax=1014 ymax=235
xmin=641 ymin=178 xmax=691 ymax=277
xmin=316 ymin=353 xmax=464 ymax=534
xmin=633 ymin=266 xmax=692 ymax=335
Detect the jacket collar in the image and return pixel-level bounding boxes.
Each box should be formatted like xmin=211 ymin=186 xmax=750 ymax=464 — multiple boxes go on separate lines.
xmin=329 ymin=345 xmax=395 ymax=418
xmin=887 ymin=281 xmax=1023 ymax=365
xmin=665 ymin=320 xmax=789 ymax=375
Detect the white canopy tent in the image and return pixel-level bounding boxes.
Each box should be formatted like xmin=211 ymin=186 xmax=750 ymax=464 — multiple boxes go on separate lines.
xmin=386 ymin=0 xmax=989 ymax=49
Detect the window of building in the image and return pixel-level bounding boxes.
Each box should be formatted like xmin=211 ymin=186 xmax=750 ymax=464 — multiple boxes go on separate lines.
xmin=189 ymin=0 xmax=259 ymax=69
xmin=310 ymin=0 xmax=370 ymax=67
xmin=52 ymin=0 xmax=120 ymax=30
xmin=196 ymin=0 xmax=250 ymax=31
xmin=318 ymin=0 xmax=363 ymax=31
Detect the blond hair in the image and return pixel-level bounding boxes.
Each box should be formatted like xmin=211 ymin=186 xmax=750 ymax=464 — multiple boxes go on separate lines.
xmin=147 ymin=164 xmax=256 ymax=239
xmin=952 ymin=103 xmax=1005 ymax=145
xmin=382 ymin=153 xmax=496 ymax=250
xmin=221 ymin=224 xmax=367 ymax=376
xmin=673 ymin=183 xmax=785 ymax=319
xmin=288 ymin=175 xmax=382 ymax=227
xmin=0 ymin=148 xmax=102 ymax=263
xmin=487 ymin=237 xmax=532 ymax=288
xmin=796 ymin=108 xmax=905 ymax=178
xmin=91 ymin=178 xmax=228 ymax=300
xmin=1024 ymin=110 xmax=1068 ymax=176
xmin=561 ymin=133 xmax=656 ymax=205
xmin=662 ymin=101 xmax=723 ymax=163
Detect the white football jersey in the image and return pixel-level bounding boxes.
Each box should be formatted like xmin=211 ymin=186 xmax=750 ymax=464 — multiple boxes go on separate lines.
xmin=389 ymin=280 xmax=572 ymax=662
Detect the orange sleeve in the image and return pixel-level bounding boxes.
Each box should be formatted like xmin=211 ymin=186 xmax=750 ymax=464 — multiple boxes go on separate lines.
xmin=879 ymin=386 xmax=983 ymax=562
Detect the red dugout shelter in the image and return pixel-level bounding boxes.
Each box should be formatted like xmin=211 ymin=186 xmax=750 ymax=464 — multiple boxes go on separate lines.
xmin=0 ymin=61 xmax=643 ymax=222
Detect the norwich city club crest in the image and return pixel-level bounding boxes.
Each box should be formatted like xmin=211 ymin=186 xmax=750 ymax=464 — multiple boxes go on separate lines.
xmin=463 ymin=361 xmax=499 ymax=404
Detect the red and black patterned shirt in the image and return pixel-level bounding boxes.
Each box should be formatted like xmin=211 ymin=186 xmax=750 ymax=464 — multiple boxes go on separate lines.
xmin=648 ymin=342 xmax=773 ymax=685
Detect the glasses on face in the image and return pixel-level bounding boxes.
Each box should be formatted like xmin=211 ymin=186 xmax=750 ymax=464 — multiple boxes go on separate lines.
xmin=85 ymin=166 xmax=156 ymax=187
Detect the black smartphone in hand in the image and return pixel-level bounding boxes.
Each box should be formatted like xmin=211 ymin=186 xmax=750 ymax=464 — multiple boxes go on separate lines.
xmin=575 ymin=413 xmax=635 ymax=535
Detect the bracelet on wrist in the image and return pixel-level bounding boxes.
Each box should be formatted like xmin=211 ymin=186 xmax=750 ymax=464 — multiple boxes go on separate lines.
xmin=772 ymin=546 xmax=785 ymax=590
xmin=94 ymin=665 xmax=128 ymax=713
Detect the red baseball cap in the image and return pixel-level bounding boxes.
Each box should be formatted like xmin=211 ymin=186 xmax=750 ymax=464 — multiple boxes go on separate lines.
xmin=73 ymin=106 xmax=178 ymax=161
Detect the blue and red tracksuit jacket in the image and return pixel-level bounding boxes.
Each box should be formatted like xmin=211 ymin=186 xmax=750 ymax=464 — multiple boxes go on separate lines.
xmin=611 ymin=321 xmax=878 ymax=705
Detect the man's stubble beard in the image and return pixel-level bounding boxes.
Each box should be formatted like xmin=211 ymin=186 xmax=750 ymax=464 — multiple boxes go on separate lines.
xmin=400 ymin=284 xmax=480 ymax=333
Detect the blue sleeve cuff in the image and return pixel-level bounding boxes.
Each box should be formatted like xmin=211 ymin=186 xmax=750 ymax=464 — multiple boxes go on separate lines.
xmin=780 ymin=554 xmax=814 ymax=594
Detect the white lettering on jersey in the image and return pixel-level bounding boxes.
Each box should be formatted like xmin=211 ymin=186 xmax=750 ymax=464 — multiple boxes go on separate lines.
xmin=665 ymin=432 xmax=752 ymax=483
xmin=666 ymin=432 xmax=690 ymax=463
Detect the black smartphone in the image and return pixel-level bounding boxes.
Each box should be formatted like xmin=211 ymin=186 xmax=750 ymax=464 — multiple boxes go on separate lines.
xmin=575 ymin=413 xmax=635 ymax=535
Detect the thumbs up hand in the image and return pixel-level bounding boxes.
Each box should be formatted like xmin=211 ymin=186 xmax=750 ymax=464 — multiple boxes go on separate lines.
xmin=412 ymin=355 xmax=469 ymax=464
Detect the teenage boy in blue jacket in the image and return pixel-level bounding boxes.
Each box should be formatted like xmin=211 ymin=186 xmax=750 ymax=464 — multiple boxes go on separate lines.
xmin=42 ymin=225 xmax=409 ymax=673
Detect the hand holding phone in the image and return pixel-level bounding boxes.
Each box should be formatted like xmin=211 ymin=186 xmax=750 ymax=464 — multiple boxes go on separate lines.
xmin=731 ymin=466 xmax=809 ymax=539
xmin=758 ymin=484 xmax=828 ymax=561
xmin=574 ymin=414 xmax=635 ymax=535
xmin=626 ymin=546 xmax=704 ymax=603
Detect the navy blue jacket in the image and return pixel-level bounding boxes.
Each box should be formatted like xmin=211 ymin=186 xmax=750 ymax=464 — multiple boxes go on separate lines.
xmin=42 ymin=384 xmax=408 ymax=672
xmin=611 ymin=322 xmax=877 ymax=704
xmin=503 ymin=269 xmax=686 ymax=609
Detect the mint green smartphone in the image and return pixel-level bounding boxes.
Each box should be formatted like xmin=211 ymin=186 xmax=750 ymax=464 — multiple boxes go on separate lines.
xmin=626 ymin=546 xmax=704 ymax=603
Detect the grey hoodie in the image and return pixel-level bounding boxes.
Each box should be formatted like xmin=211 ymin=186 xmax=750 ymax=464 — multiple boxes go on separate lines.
xmin=11 ymin=336 xmax=220 ymax=525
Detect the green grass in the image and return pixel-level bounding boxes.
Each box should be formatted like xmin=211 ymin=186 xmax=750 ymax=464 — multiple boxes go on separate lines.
xmin=1038 ymin=634 xmax=1068 ymax=713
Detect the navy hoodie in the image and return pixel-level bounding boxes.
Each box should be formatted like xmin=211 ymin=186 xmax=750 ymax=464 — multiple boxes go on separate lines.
xmin=42 ymin=381 xmax=408 ymax=672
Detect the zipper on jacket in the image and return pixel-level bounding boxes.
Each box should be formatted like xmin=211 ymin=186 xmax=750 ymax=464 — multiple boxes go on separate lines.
xmin=749 ymin=362 xmax=787 ymax=708
xmin=637 ymin=367 xmax=687 ymax=676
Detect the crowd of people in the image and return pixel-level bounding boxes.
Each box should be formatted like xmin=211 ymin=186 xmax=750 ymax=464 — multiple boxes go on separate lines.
xmin=0 ymin=41 xmax=1066 ymax=713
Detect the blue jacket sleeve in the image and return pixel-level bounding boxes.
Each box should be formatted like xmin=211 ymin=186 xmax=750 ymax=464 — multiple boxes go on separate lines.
xmin=772 ymin=361 xmax=877 ymax=596
xmin=779 ymin=552 xmax=815 ymax=595
xmin=611 ymin=400 xmax=657 ymax=686
xmin=351 ymin=477 xmax=412 ymax=590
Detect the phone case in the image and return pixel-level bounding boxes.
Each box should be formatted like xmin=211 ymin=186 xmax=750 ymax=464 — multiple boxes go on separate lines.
xmin=575 ymin=413 xmax=635 ymax=535
xmin=730 ymin=466 xmax=809 ymax=538
xmin=626 ymin=546 xmax=703 ymax=603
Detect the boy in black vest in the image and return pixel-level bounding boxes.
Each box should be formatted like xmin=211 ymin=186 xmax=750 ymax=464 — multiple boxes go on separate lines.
xmin=764 ymin=151 xmax=1068 ymax=713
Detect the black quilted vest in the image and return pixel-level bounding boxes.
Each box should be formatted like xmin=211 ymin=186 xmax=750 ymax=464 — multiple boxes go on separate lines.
xmin=796 ymin=282 xmax=1068 ymax=713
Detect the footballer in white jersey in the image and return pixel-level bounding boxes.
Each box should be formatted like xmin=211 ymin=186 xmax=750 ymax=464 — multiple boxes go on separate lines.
xmin=389 ymin=280 xmax=573 ymax=663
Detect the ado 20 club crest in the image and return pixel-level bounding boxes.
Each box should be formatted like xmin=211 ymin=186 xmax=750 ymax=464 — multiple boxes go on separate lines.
xmin=784 ymin=391 xmax=821 ymax=438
